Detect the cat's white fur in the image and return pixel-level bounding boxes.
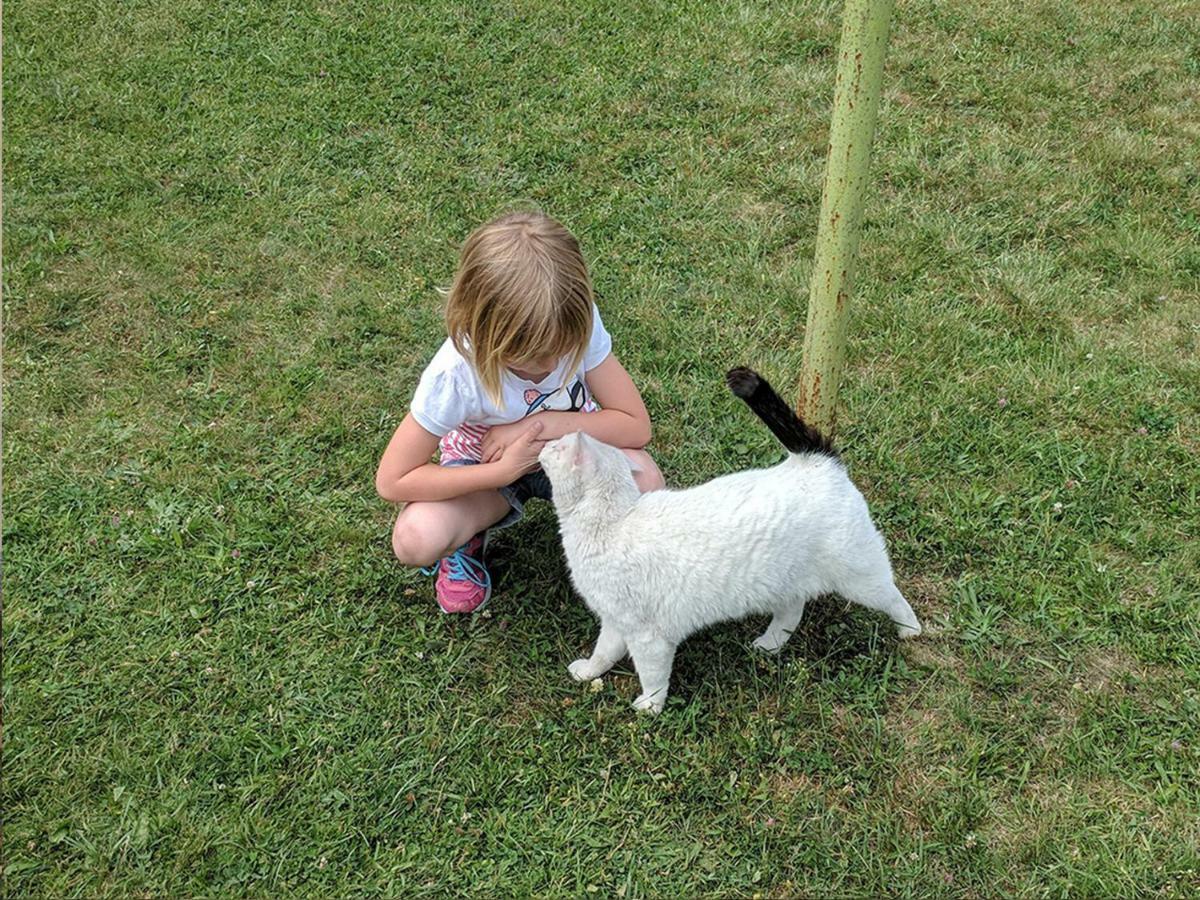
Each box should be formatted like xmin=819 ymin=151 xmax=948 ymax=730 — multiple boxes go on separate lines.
xmin=539 ymin=431 xmax=921 ymax=713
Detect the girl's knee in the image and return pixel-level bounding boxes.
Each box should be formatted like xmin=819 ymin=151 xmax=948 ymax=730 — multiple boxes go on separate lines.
xmin=624 ymin=449 xmax=666 ymax=492
xmin=391 ymin=508 xmax=447 ymax=568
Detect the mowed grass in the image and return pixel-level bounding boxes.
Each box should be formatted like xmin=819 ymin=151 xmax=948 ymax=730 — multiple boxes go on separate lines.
xmin=4 ymin=0 xmax=1199 ymax=895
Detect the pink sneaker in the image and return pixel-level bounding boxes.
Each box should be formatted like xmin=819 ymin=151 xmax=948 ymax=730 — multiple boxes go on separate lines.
xmin=426 ymin=532 xmax=492 ymax=614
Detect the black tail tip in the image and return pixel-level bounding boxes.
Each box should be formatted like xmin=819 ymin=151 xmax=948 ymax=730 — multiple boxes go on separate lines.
xmin=726 ymin=367 xmax=760 ymax=399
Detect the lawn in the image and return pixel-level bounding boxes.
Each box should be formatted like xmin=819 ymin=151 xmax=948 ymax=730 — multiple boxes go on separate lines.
xmin=3 ymin=0 xmax=1199 ymax=895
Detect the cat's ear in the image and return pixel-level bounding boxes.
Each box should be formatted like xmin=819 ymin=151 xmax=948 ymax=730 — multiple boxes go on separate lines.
xmin=570 ymin=432 xmax=592 ymax=470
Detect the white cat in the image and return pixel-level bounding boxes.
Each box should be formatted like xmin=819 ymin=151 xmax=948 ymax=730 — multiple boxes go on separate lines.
xmin=538 ymin=367 xmax=921 ymax=713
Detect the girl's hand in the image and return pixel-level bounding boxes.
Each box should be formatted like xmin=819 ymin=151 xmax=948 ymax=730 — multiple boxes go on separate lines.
xmin=481 ymin=418 xmax=538 ymax=463
xmin=495 ymin=420 xmax=546 ymax=481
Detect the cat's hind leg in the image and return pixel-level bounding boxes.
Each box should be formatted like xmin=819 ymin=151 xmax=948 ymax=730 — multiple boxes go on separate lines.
xmin=627 ymin=636 xmax=676 ymax=714
xmin=752 ymin=599 xmax=807 ymax=654
xmin=842 ymin=576 xmax=922 ymax=639
xmin=568 ymin=619 xmax=628 ymax=682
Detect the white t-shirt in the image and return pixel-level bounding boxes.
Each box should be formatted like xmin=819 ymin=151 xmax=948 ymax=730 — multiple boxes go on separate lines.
xmin=410 ymin=304 xmax=613 ymax=462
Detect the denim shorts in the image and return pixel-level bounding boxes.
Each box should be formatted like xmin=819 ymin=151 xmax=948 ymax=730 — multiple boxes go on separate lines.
xmin=442 ymin=459 xmax=553 ymax=530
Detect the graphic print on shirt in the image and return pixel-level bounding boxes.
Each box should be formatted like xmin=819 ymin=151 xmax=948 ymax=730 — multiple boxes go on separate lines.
xmin=523 ymin=378 xmax=587 ymax=416
xmin=440 ymin=378 xmax=595 ymax=463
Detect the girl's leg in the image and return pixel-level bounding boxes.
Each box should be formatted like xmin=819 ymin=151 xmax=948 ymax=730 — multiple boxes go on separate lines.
xmin=622 ymin=449 xmax=666 ymax=493
xmin=391 ymin=489 xmax=511 ymax=568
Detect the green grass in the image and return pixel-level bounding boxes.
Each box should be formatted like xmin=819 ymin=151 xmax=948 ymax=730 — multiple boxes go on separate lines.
xmin=4 ymin=0 xmax=1199 ymax=895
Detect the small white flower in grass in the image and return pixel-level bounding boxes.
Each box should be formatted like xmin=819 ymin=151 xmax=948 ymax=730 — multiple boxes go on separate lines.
xmin=589 ymin=678 xmax=604 ymax=693
xmin=415 ymin=651 xmax=424 ymax=660
xmin=1053 ymin=502 xmax=1063 ymax=513
xmin=1137 ymin=427 xmax=1148 ymax=435
xmin=964 ymin=832 xmax=978 ymax=849
xmin=317 ymin=856 xmax=327 ymax=870
xmin=204 ymin=666 xmax=214 ymax=676
xmin=231 ymin=549 xmax=240 ymax=559
xmin=246 ymin=580 xmax=256 ymax=589
xmin=997 ymin=397 xmax=1008 ymax=408
xmin=1085 ymin=352 xmax=1094 ymax=360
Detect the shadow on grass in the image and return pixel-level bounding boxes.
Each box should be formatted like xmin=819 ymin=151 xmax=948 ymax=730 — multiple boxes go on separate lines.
xmin=668 ymin=601 xmax=905 ymax=712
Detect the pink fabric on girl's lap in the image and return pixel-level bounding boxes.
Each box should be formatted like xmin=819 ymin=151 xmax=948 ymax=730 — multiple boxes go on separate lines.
xmin=438 ymin=423 xmax=490 ymax=463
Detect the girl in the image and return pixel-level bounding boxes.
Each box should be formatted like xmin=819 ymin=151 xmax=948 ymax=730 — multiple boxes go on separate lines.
xmin=375 ymin=211 xmax=665 ymax=613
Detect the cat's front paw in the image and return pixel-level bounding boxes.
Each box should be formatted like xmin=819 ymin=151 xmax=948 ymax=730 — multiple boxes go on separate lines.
xmin=568 ymin=659 xmax=598 ymax=682
xmin=631 ymin=692 xmax=665 ymax=714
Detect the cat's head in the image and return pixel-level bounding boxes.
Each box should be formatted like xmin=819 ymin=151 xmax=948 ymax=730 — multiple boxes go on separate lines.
xmin=539 ymin=431 xmax=640 ymax=513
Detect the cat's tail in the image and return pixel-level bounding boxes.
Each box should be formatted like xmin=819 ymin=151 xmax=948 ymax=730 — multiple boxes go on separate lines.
xmin=726 ymin=367 xmax=839 ymax=458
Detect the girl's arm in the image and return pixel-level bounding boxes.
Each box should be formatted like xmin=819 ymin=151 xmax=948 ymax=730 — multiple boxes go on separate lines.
xmin=480 ymin=354 xmax=652 ymax=461
xmin=376 ymin=414 xmax=544 ymax=503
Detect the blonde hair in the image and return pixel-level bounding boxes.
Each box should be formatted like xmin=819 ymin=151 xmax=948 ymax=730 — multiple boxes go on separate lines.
xmin=445 ymin=211 xmax=594 ymax=403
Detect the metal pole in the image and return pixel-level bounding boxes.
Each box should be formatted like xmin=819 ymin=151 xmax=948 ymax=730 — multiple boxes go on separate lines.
xmin=798 ymin=0 xmax=895 ymax=435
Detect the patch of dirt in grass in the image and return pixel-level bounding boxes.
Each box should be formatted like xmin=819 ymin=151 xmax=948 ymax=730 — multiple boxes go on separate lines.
xmin=1070 ymin=297 xmax=1200 ymax=366
xmin=1027 ymin=645 xmax=1177 ymax=754
xmin=732 ymin=196 xmax=787 ymax=224
xmin=768 ymin=771 xmax=821 ymax=797
xmin=983 ymin=777 xmax=1068 ymax=861
xmin=1071 ymin=645 xmax=1165 ymax=696
xmin=884 ymin=700 xmax=964 ymax=835
xmin=888 ymin=764 xmax=941 ymax=835
xmin=846 ymin=349 xmax=904 ymax=382
xmin=987 ymin=774 xmax=1194 ymax=861
xmin=767 ymin=770 xmax=854 ymax=813
xmin=900 ymin=573 xmax=952 ymax=618
xmin=897 ymin=625 xmax=963 ymax=681
xmin=889 ymin=706 xmax=950 ymax=754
